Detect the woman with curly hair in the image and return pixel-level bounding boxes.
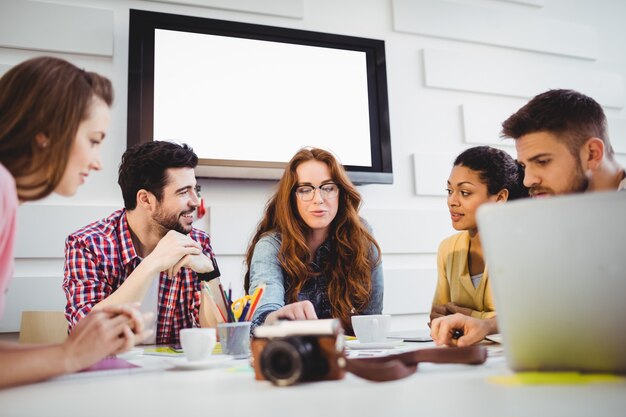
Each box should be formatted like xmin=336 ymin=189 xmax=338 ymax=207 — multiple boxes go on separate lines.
xmin=245 ymin=147 xmax=383 ymax=333
xmin=430 ymin=146 xmax=527 ymax=323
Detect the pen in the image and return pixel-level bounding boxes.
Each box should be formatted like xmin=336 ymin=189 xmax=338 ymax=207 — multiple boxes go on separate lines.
xmin=238 ymin=300 xmax=250 ymax=322
xmin=218 ymin=282 xmax=235 ymax=322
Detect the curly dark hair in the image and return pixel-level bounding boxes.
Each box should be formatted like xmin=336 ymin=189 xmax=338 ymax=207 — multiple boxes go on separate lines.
xmin=454 ymin=146 xmax=527 ymax=200
xmin=118 ymin=141 xmax=198 ymax=210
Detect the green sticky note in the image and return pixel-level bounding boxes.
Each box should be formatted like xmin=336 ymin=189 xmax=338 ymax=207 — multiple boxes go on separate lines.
xmin=489 ymin=372 xmax=625 ymax=386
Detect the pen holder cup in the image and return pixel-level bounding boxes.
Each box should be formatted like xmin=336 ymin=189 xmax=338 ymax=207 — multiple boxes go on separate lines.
xmin=218 ymin=322 xmax=251 ymax=359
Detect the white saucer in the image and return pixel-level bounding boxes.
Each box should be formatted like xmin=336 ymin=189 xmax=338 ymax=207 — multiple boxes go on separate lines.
xmin=117 ymin=348 xmax=144 ymax=360
xmin=345 ymin=339 xmax=403 ymax=350
xmin=167 ymin=355 xmax=233 ymax=370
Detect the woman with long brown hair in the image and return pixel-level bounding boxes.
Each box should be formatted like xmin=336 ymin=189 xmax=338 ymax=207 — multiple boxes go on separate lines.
xmin=245 ymin=147 xmax=383 ymax=333
xmin=0 ymin=56 xmax=149 ymax=388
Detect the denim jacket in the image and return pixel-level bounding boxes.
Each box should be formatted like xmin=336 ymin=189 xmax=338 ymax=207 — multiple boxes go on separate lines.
xmin=248 ymin=231 xmax=384 ymax=331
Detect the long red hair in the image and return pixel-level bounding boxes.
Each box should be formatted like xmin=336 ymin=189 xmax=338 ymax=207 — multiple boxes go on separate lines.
xmin=244 ymin=148 xmax=381 ymax=330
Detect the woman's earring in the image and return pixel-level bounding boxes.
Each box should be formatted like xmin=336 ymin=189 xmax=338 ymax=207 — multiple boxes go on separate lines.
xmin=36 ymin=133 xmax=50 ymax=149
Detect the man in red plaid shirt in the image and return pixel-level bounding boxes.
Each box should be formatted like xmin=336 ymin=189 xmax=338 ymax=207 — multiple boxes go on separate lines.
xmin=63 ymin=141 xmax=220 ymax=345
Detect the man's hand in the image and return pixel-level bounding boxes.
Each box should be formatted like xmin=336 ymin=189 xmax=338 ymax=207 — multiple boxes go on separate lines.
xmin=430 ymin=314 xmax=496 ymax=347
xmin=147 ymin=230 xmax=203 ymax=275
xmin=265 ymin=301 xmax=318 ymax=325
xmin=167 ymin=252 xmax=214 ymax=278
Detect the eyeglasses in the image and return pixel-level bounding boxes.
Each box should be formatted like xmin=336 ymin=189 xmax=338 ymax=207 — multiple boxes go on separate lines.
xmin=294 ymin=183 xmax=340 ymax=201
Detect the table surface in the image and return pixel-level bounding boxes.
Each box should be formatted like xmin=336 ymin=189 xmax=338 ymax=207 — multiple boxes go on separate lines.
xmin=0 ymin=341 xmax=624 ymax=417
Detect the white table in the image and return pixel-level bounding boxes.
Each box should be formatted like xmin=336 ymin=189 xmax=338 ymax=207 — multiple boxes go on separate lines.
xmin=0 ymin=343 xmax=624 ymax=417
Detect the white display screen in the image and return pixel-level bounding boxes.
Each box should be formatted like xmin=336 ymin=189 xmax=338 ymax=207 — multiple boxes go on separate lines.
xmin=153 ymin=29 xmax=373 ymax=167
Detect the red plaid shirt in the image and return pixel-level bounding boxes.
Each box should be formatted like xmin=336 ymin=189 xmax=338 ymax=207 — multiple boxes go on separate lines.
xmin=63 ymin=209 xmax=219 ymax=344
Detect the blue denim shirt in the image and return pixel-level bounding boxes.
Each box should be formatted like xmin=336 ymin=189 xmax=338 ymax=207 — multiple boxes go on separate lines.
xmin=248 ymin=231 xmax=384 ymax=331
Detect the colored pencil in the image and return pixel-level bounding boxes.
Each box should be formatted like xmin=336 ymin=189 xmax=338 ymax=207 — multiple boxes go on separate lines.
xmin=202 ymin=282 xmax=226 ymax=322
xmin=207 ymin=279 xmax=229 ymax=322
xmin=244 ymin=283 xmax=266 ymax=322
xmin=218 ymin=282 xmax=235 ymax=322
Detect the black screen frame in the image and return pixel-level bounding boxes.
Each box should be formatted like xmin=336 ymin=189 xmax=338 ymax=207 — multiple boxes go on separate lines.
xmin=127 ymin=9 xmax=393 ymax=184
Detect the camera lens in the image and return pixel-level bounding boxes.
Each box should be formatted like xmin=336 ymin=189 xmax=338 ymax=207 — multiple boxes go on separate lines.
xmin=260 ymin=336 xmax=329 ymax=386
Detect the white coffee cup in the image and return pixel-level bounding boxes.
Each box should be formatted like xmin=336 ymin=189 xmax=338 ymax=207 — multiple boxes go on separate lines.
xmin=351 ymin=314 xmax=391 ymax=343
xmin=179 ymin=328 xmax=217 ymax=361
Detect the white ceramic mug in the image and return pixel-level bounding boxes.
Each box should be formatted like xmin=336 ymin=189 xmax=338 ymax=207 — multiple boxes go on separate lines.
xmin=179 ymin=328 xmax=217 ymax=361
xmin=351 ymin=314 xmax=391 ymax=343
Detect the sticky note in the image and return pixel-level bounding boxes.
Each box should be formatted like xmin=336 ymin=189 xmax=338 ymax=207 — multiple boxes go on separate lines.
xmin=488 ymin=372 xmax=625 ymax=386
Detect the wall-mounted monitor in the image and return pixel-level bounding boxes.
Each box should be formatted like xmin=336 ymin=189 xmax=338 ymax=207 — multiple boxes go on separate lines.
xmin=128 ymin=9 xmax=392 ymax=184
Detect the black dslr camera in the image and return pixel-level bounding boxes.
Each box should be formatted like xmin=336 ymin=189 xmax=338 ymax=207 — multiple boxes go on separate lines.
xmin=250 ymin=319 xmax=346 ymax=386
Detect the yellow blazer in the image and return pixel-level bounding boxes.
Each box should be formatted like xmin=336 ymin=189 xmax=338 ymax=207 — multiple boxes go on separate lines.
xmin=432 ymin=231 xmax=496 ymax=319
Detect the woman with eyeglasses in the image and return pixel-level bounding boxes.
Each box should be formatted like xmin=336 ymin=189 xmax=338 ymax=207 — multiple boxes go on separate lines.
xmin=244 ymin=147 xmax=383 ymax=334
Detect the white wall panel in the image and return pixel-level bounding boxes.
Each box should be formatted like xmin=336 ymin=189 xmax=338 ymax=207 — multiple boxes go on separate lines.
xmin=15 ymin=205 xmax=120 ymax=258
xmin=0 ymin=63 xmax=10 ymax=76
xmin=0 ymin=0 xmax=113 ymax=56
xmin=0 ymin=275 xmax=66 ymax=332
xmin=363 ymin=208 xmax=449 ymax=255
xmin=144 ymin=0 xmax=304 ymax=19
xmin=462 ymin=101 xmax=524 ymax=146
xmin=393 ymin=0 xmax=596 ymax=59
xmin=494 ymin=0 xmax=545 ymax=7
xmin=383 ymin=268 xmax=436 ymax=315
xmin=423 ymin=48 xmax=625 ymax=109
xmin=412 ymin=152 xmax=455 ymax=196
xmin=609 ymin=119 xmax=626 ymax=155
xmin=209 ymin=203 xmax=265 ymax=255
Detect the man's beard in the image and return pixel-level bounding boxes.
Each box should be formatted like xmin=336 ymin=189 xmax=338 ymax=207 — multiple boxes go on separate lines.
xmin=529 ymin=161 xmax=589 ymax=197
xmin=153 ymin=208 xmax=194 ymax=235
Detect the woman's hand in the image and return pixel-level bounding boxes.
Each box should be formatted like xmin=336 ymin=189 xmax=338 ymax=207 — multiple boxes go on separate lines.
xmin=62 ymin=303 xmax=153 ymax=372
xmin=430 ymin=304 xmax=448 ymax=321
xmin=264 ymin=300 xmax=318 ymax=325
xmin=430 ymin=302 xmax=475 ymax=323
xmin=443 ymin=302 xmax=474 ymax=317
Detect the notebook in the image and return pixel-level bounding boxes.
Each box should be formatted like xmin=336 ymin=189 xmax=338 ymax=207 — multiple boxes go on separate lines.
xmin=53 ymin=357 xmax=146 ymax=381
xmin=477 ymin=191 xmax=626 ymax=373
xmin=387 ymin=329 xmax=433 ymax=342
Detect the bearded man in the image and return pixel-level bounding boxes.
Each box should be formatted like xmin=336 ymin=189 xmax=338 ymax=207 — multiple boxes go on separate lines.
xmin=64 ymin=141 xmax=220 ymax=344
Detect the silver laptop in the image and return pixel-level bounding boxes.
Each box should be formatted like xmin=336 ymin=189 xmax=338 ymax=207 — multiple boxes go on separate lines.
xmin=477 ymin=191 xmax=626 ymax=373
